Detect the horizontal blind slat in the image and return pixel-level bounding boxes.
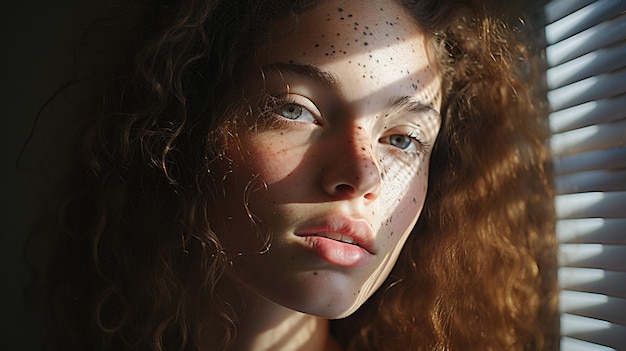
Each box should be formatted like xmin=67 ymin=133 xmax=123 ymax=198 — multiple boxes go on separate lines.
xmin=560 ymin=268 xmax=626 ymax=298
xmin=549 ymin=95 xmax=626 ymax=134
xmin=561 ymin=314 xmax=626 ymax=350
xmin=546 ymin=13 xmax=626 ymax=66
xmin=555 ymin=169 xmax=626 ymax=194
xmin=546 ymin=41 xmax=626 ymax=89
xmin=560 ymin=336 xmax=617 ymax=351
xmin=555 ymin=192 xmax=626 ymax=219
xmin=557 ymin=218 xmax=626 ymax=245
xmin=559 ymin=244 xmax=626 ymax=271
xmin=545 ymin=0 xmax=597 ymax=24
xmin=550 ymin=119 xmax=626 ymax=157
xmin=560 ymin=290 xmax=626 ymax=325
xmin=554 ymin=147 xmax=626 ymax=174
xmin=545 ymin=0 xmax=626 ymax=44
xmin=548 ymin=68 xmax=626 ymax=111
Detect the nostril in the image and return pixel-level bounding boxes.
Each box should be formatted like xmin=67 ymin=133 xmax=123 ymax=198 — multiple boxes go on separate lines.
xmin=335 ymin=184 xmax=354 ymax=194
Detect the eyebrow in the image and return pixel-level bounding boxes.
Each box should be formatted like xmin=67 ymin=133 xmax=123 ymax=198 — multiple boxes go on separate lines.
xmin=389 ymin=96 xmax=441 ymax=120
xmin=262 ymin=61 xmax=441 ymax=120
xmin=261 ymin=61 xmax=342 ymax=91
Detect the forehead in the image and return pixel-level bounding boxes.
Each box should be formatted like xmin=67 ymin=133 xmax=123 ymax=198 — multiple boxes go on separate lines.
xmin=254 ymin=0 xmax=441 ymax=108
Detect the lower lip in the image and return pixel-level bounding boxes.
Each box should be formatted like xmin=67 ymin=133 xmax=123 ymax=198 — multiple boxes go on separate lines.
xmin=299 ymin=235 xmax=371 ymax=267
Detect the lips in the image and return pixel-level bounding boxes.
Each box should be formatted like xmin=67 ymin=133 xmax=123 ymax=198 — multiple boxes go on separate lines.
xmin=294 ymin=214 xmax=376 ymax=267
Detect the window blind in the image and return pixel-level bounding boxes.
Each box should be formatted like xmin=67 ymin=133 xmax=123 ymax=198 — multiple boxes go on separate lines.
xmin=544 ymin=0 xmax=626 ymax=350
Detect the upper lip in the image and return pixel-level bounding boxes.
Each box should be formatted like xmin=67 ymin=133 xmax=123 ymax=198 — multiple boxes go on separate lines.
xmin=294 ymin=214 xmax=376 ymax=254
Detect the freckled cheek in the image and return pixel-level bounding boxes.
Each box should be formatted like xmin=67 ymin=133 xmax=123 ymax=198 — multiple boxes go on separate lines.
xmin=241 ymin=133 xmax=309 ymax=185
xmin=379 ymin=161 xmax=428 ymax=226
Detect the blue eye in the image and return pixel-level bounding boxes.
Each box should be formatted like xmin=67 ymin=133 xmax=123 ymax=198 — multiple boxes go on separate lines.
xmin=277 ymin=103 xmax=316 ymax=122
xmin=380 ymin=133 xmax=424 ymax=154
xmin=389 ymin=135 xmax=413 ymax=149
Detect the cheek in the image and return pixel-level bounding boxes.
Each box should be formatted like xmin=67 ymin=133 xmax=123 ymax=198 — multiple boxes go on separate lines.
xmin=242 ymin=131 xmax=308 ymax=185
xmin=378 ymin=154 xmax=429 ymax=238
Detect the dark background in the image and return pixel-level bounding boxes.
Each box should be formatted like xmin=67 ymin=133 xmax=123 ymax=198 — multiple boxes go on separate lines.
xmin=1 ymin=1 xmax=122 ymax=349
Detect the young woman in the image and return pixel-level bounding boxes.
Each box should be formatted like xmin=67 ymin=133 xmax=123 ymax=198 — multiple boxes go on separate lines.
xmin=39 ymin=0 xmax=558 ymax=350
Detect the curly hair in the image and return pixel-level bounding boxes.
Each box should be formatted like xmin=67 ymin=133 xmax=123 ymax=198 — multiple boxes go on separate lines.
xmin=39 ymin=0 xmax=558 ymax=350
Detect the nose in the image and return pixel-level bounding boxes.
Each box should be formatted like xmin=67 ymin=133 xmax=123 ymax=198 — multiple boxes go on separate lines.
xmin=321 ymin=126 xmax=382 ymax=201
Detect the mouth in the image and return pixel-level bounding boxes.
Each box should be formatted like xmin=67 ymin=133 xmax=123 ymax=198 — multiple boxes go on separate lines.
xmin=295 ymin=214 xmax=376 ymax=255
xmin=312 ymin=232 xmax=358 ymax=245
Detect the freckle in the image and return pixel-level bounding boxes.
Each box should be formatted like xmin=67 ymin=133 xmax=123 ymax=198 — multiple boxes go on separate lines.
xmin=315 ymin=44 xmax=319 ymax=47
xmin=313 ymin=272 xmax=318 ymax=275
xmin=337 ymin=33 xmax=340 ymax=36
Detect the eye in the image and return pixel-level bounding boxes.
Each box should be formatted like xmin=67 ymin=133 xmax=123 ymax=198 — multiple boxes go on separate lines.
xmin=280 ymin=104 xmax=303 ymax=119
xmin=380 ymin=132 xmax=424 ymax=153
xmin=389 ymin=135 xmax=412 ymax=149
xmin=276 ymin=101 xmax=317 ymax=123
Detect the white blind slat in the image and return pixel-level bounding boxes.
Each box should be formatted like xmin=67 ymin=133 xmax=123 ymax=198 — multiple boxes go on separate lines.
xmin=554 ymin=147 xmax=626 ymax=175
xmin=547 ymin=68 xmax=626 ymax=111
xmin=557 ymin=218 xmax=626 ymax=245
xmin=546 ymin=13 xmax=626 ymax=66
xmin=555 ymin=169 xmax=626 ymax=194
xmin=555 ymin=191 xmax=626 ymax=219
xmin=560 ymin=268 xmax=626 ymax=299
xmin=560 ymin=336 xmax=616 ymax=351
xmin=549 ymin=95 xmax=626 ymax=134
xmin=561 ymin=313 xmax=626 ymax=350
xmin=546 ymin=42 xmax=626 ymax=89
xmin=550 ymin=119 xmax=626 ymax=157
xmin=560 ymin=290 xmax=626 ymax=325
xmin=545 ymin=0 xmax=599 ymax=24
xmin=559 ymin=244 xmax=626 ymax=271
xmin=545 ymin=0 xmax=626 ymax=44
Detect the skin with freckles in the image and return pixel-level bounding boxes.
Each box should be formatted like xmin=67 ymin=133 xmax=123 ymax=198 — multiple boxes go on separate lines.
xmin=208 ymin=1 xmax=441 ymax=346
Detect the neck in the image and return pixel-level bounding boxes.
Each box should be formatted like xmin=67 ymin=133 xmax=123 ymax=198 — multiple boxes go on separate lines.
xmin=222 ymin=279 xmax=342 ymax=351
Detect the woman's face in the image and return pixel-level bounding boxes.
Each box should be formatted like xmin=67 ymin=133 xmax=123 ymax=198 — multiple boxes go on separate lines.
xmin=210 ymin=0 xmax=442 ymax=319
